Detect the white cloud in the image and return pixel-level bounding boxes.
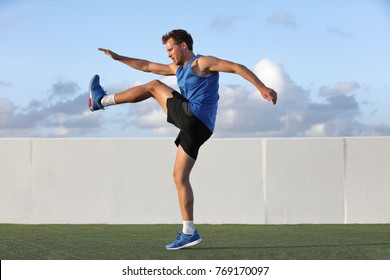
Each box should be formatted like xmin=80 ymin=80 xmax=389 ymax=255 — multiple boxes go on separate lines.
xmin=0 ymin=80 xmax=12 ymax=87
xmin=327 ymin=26 xmax=353 ymax=37
xmin=210 ymin=14 xmax=249 ymax=32
xmin=0 ymin=16 xmax=23 ymax=31
xmin=50 ymin=79 xmax=80 ymax=99
xmin=136 ymin=108 xmax=167 ymax=128
xmin=218 ymin=109 xmax=237 ymax=127
xmin=254 ymin=59 xmax=286 ymax=93
xmin=213 ymin=59 xmax=388 ymax=137
xmin=267 ymin=10 xmax=297 ymax=28
xmin=51 ymin=127 xmax=71 ymax=137
xmin=319 ymin=82 xmax=360 ymax=96
xmin=0 ymin=81 xmax=102 ymax=137
xmin=305 ymin=123 xmax=326 ymax=137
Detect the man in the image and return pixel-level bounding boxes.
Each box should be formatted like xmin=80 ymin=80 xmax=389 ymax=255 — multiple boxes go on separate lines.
xmin=89 ymin=29 xmax=277 ymax=250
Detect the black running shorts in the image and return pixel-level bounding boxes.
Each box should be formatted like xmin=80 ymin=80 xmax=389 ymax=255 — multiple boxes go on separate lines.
xmin=166 ymin=91 xmax=212 ymax=160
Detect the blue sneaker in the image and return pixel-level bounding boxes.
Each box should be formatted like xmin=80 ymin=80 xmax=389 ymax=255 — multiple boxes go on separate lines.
xmin=88 ymin=75 xmax=106 ymax=111
xmin=165 ymin=230 xmax=203 ymax=250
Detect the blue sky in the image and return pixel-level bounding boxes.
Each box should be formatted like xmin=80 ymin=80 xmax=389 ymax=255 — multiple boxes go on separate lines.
xmin=1 ymin=0 xmax=389 ymax=138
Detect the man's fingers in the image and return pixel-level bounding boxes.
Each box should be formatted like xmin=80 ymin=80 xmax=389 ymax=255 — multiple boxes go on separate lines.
xmin=269 ymin=90 xmax=277 ymax=105
xmin=98 ymin=48 xmax=109 ymax=54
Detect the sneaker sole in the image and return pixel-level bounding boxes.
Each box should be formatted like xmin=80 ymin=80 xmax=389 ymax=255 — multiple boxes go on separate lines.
xmin=88 ymin=77 xmax=94 ymax=111
xmin=166 ymin=238 xmax=203 ymax=251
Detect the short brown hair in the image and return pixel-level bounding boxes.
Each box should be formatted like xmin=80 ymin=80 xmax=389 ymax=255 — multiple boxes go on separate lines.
xmin=162 ymin=29 xmax=193 ymax=51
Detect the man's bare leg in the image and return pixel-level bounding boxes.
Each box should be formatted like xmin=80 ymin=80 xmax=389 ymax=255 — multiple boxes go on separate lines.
xmin=106 ymin=79 xmax=173 ymax=113
xmin=173 ymin=145 xmax=196 ymax=228
xmin=166 ymin=145 xmax=203 ymax=250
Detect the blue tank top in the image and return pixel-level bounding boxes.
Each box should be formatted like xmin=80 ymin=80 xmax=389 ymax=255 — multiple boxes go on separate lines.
xmin=176 ymin=54 xmax=219 ymax=132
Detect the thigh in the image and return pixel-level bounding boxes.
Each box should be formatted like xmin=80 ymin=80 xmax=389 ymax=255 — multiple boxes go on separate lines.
xmin=167 ymin=91 xmax=191 ymax=129
xmin=149 ymin=80 xmax=175 ymax=114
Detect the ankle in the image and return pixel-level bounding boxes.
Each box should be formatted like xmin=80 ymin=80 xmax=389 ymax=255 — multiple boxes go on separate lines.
xmin=101 ymin=94 xmax=116 ymax=107
xmin=182 ymin=220 xmax=195 ymax=235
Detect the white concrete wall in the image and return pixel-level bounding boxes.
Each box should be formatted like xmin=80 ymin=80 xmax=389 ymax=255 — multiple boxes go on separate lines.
xmin=0 ymin=137 xmax=389 ymax=224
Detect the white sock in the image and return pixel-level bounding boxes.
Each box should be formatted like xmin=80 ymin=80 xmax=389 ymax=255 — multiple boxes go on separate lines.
xmin=182 ymin=220 xmax=195 ymax=235
xmin=100 ymin=94 xmax=116 ymax=107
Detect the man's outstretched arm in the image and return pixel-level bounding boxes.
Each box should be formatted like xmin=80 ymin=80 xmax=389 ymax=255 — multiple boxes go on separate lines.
xmin=198 ymin=56 xmax=277 ymax=104
xmin=98 ymin=48 xmax=177 ymax=76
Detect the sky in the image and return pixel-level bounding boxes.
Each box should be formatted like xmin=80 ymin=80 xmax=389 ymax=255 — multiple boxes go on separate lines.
xmin=0 ymin=0 xmax=389 ymax=138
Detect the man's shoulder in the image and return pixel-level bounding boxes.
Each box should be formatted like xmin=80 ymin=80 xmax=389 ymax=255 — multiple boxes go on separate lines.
xmin=195 ymin=55 xmax=220 ymax=75
xmin=196 ymin=55 xmax=218 ymax=62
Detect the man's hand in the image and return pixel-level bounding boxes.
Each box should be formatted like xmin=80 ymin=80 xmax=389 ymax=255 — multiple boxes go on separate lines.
xmin=98 ymin=48 xmax=120 ymax=60
xmin=260 ymin=87 xmax=277 ymax=105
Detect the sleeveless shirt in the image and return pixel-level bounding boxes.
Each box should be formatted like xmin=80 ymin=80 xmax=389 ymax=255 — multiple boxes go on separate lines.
xmin=176 ymin=54 xmax=219 ymax=132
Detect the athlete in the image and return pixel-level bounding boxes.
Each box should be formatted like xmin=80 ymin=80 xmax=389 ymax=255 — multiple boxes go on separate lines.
xmin=89 ymin=29 xmax=277 ymax=250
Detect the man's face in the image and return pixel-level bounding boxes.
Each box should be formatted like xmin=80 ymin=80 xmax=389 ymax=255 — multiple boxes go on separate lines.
xmin=165 ymin=37 xmax=184 ymax=65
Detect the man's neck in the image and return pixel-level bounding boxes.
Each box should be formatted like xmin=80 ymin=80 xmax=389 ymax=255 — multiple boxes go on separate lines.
xmin=182 ymin=51 xmax=195 ymax=67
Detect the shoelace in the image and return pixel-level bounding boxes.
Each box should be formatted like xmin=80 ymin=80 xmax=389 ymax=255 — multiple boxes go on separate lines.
xmin=99 ymin=85 xmax=106 ymax=95
xmin=175 ymin=232 xmax=183 ymax=240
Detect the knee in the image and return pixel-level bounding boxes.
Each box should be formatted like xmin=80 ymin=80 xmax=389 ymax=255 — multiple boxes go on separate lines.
xmin=173 ymin=170 xmax=189 ymax=187
xmin=147 ymin=79 xmax=163 ymax=92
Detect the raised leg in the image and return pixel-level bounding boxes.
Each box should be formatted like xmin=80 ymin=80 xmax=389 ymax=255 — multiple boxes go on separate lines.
xmin=113 ymin=79 xmax=174 ymax=113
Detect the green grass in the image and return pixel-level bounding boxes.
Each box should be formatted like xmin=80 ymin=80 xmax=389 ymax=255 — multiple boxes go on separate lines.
xmin=1 ymin=224 xmax=390 ymax=260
